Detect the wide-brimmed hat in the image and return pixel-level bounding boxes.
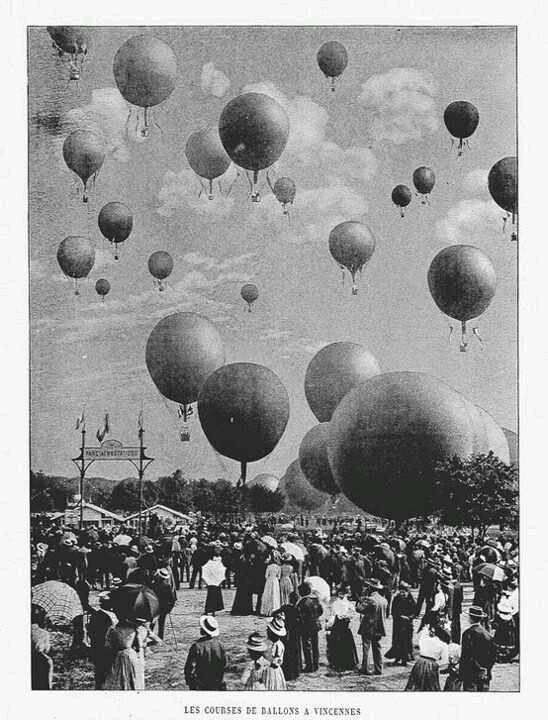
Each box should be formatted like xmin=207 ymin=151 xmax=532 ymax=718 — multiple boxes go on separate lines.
xmin=247 ymin=632 xmax=267 ymax=652
xmin=155 ymin=568 xmax=170 ymax=581
xmin=199 ymin=614 xmax=220 ymax=637
xmin=398 ymin=581 xmax=411 ymax=590
xmin=441 ymin=567 xmax=453 ymax=581
xmin=267 ymin=615 xmax=287 ymax=637
xmin=233 ymin=541 xmax=243 ymax=550
xmin=98 ymin=591 xmax=111 ymax=602
xmin=468 ymin=605 xmax=487 ymax=620
xmin=144 ymin=545 xmax=154 ymax=553
xmin=281 ymin=552 xmax=293 ymax=563
xmin=111 ymin=577 xmax=122 ymax=587
xmin=497 ymin=600 xmax=513 ymax=618
xmin=61 ymin=537 xmax=75 ymax=546
xmin=367 ymin=579 xmax=383 ymax=591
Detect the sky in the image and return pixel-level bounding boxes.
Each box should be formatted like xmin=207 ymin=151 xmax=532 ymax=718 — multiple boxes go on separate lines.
xmin=28 ymin=26 xmax=517 ymax=483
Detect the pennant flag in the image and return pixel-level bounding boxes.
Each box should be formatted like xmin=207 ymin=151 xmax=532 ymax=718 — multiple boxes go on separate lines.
xmin=75 ymin=410 xmax=85 ymax=431
xmin=97 ymin=413 xmax=110 ymax=442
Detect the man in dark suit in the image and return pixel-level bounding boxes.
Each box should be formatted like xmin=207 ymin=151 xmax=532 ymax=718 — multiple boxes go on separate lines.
xmin=415 ymin=557 xmax=441 ymax=618
xmin=449 ymin=573 xmax=464 ymax=643
xmin=460 ymin=606 xmax=497 ymax=691
xmin=87 ymin=591 xmax=116 ymax=688
xmin=296 ymin=581 xmax=323 ymax=672
xmin=346 ymin=546 xmax=370 ymax=600
xmin=184 ymin=615 xmax=227 ymax=690
xmin=356 ymin=579 xmax=388 ymax=675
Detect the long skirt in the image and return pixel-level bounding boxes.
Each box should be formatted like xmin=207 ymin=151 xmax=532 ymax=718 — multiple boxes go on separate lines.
xmin=326 ymin=617 xmax=358 ymax=671
xmin=103 ymin=648 xmax=142 ymax=690
xmin=405 ymin=657 xmax=440 ymax=691
xmin=282 ymin=631 xmax=302 ymax=681
xmin=494 ymin=618 xmax=517 ymax=662
xmin=263 ymin=664 xmax=287 ymax=690
xmin=231 ymin=584 xmax=253 ymax=615
xmin=444 ymin=670 xmax=463 ymax=691
xmin=260 ymin=577 xmax=281 ymax=616
xmin=385 ymin=618 xmax=413 ymax=662
xmin=205 ymin=585 xmax=224 ymax=613
xmin=280 ymin=576 xmax=294 ymax=606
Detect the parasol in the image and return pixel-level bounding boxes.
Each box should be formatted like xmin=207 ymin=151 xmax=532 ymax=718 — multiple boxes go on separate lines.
xmin=202 ymin=559 xmax=227 ymax=587
xmin=306 ymin=576 xmax=331 ymax=604
xmin=110 ymin=583 xmax=160 ymax=621
xmin=31 ymin=581 xmax=83 ymax=625
xmin=280 ymin=541 xmax=305 ymax=561
xmin=261 ymin=535 xmax=278 ymax=549
xmin=113 ymin=533 xmax=133 ymax=546
xmin=474 ymin=563 xmax=506 ymax=582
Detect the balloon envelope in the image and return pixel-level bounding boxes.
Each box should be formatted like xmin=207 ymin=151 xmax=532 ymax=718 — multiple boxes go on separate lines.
xmin=57 ymin=236 xmax=95 ymax=279
xmin=413 ymin=167 xmax=435 ymax=195
xmin=475 ymin=407 xmax=510 ymax=464
xmin=502 ymin=428 xmax=518 ymax=466
xmin=329 ymin=221 xmax=376 ymax=278
xmin=444 ymin=101 xmax=480 ymax=139
xmin=488 ymin=156 xmax=517 ymax=216
xmin=145 ymin=312 xmax=225 ymax=406
xmin=273 ymin=177 xmax=296 ymax=205
xmin=185 ymin=127 xmax=231 ymax=181
xmin=248 ymin=473 xmax=280 ymax=492
xmin=198 ymin=362 xmax=290 ymax=464
xmin=327 ymin=372 xmax=476 ymax=519
xmin=317 ymin=41 xmax=348 ymax=79
xmin=148 ymin=251 xmax=173 ymax=280
xmin=241 ymin=284 xmax=259 ymax=305
xmin=98 ymin=202 xmax=133 ymax=243
xmin=113 ymin=35 xmax=177 ymax=108
xmin=219 ymin=92 xmax=290 ymax=171
xmin=305 ymin=342 xmax=381 ymax=422
xmin=428 ymin=245 xmax=497 ymax=322
xmin=47 ymin=26 xmax=87 ymax=54
xmin=63 ymin=131 xmax=104 ymax=186
xmin=299 ymin=423 xmax=340 ymax=496
xmin=282 ymin=459 xmax=328 ymax=511
xmin=391 ymin=184 xmax=412 ymax=208
xmin=95 ymin=278 xmax=110 ymax=297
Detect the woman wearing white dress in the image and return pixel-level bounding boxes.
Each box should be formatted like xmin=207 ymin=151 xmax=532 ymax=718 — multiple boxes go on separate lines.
xmin=263 ymin=615 xmax=287 ymax=690
xmin=405 ymin=624 xmax=449 ymax=691
xmin=260 ymin=559 xmax=281 ymax=617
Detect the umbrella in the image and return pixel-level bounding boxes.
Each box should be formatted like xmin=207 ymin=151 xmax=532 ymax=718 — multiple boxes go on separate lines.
xmin=111 ymin=584 xmax=160 ymax=621
xmin=261 ymin=535 xmax=278 ymax=549
xmin=280 ymin=541 xmax=305 ymax=562
xmin=113 ymin=533 xmax=133 ymax=546
xmin=31 ymin=581 xmax=83 ymax=624
xmin=474 ymin=563 xmax=506 ymax=582
xmin=202 ymin=559 xmax=227 ymax=587
xmin=306 ymin=576 xmax=331 ymax=604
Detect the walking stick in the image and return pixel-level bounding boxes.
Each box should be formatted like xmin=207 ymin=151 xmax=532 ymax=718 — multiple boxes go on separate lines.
xmin=168 ymin=613 xmax=178 ymax=649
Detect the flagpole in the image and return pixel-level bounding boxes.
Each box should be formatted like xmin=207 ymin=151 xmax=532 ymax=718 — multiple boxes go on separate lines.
xmin=138 ymin=419 xmax=144 ymax=537
xmin=79 ymin=422 xmax=86 ymax=531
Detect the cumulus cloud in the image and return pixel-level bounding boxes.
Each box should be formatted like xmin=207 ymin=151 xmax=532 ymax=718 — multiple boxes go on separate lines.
xmin=200 ymin=62 xmax=231 ymax=97
xmin=436 ymin=199 xmax=503 ymax=244
xmin=156 ymin=167 xmax=238 ymax=219
xmin=357 ymin=68 xmax=439 ymax=145
xmin=462 ymin=168 xmax=489 ymax=196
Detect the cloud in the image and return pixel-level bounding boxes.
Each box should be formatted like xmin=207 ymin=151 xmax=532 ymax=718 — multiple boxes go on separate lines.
xmin=280 ymin=338 xmax=331 ymax=359
xmin=463 ymin=168 xmax=489 ymax=196
xmin=357 ymin=68 xmax=439 ymax=145
xmin=436 ymin=199 xmax=503 ymax=244
xmin=184 ymin=251 xmax=256 ymax=272
xmin=156 ymin=168 xmax=237 ymax=219
xmin=200 ymin=62 xmax=231 ymax=97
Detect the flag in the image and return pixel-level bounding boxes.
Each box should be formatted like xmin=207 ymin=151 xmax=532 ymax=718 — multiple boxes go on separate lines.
xmin=75 ymin=410 xmax=85 ymax=431
xmin=97 ymin=413 xmax=110 ymax=442
xmin=138 ymin=410 xmax=144 ymax=432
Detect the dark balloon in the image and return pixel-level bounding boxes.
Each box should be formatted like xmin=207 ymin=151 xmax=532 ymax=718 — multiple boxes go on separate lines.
xmin=185 ymin=127 xmax=231 ymax=196
xmin=145 ymin=312 xmax=225 ymax=407
xmin=282 ymin=459 xmax=328 ymax=510
xmin=299 ymin=423 xmax=340 ymax=496
xmin=148 ymin=251 xmax=173 ymax=291
xmin=47 ymin=26 xmax=88 ymax=55
xmin=305 ymin=342 xmax=381 ymax=422
xmin=95 ymin=278 xmax=110 ymax=301
xmin=327 ymin=372 xmax=476 ymax=519
xmin=113 ymin=35 xmax=177 ymax=109
xmin=444 ymin=101 xmax=480 ymax=156
xmin=329 ymin=221 xmax=376 ymax=295
xmin=412 ymin=167 xmax=435 ymax=203
xmin=391 ymin=184 xmax=412 ymax=217
xmin=240 ymin=284 xmax=259 ymax=312
xmin=62 ymin=131 xmax=105 ymax=203
xmin=57 ymin=236 xmax=95 ymax=295
xmin=198 ymin=363 xmax=290 ymax=483
xmin=317 ymin=41 xmax=348 ymax=91
xmin=98 ymin=202 xmax=133 ymax=259
xmin=488 ymin=156 xmax=517 ymax=220
xmin=273 ymin=177 xmax=296 ymax=215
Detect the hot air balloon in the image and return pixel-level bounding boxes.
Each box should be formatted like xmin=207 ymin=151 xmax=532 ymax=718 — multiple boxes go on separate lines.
xmin=113 ymin=35 xmax=177 ymax=138
xmin=185 ymin=127 xmax=232 ymax=199
xmin=219 ymin=93 xmax=290 ymax=202
xmin=391 ymin=184 xmax=412 ymax=217
xmin=270 ymin=176 xmax=296 ymax=217
xmin=412 ymin=167 xmax=436 ymax=204
xmin=148 ymin=251 xmax=173 ymax=291
xmin=299 ymin=423 xmax=340 ymax=497
xmin=62 ymin=131 xmax=105 ymax=203
xmin=444 ymin=101 xmax=480 ymax=156
xmin=428 ymin=245 xmax=497 ymax=352
xmin=240 ymin=284 xmax=259 ymax=313
xmin=488 ymin=156 xmax=517 ymax=241
xmin=95 ymin=278 xmax=110 ymax=302
xmin=502 ymin=428 xmax=518 ymax=466
xmin=327 ymin=372 xmax=476 ymax=520
xmin=282 ymin=460 xmax=328 ymax=510
xmin=248 ymin=473 xmax=280 ymax=492
xmin=317 ymin=41 xmax=348 ymax=92
xmin=47 ymin=26 xmax=88 ymax=85
xmin=145 ymin=312 xmax=225 ymax=440
xmin=198 ymin=363 xmax=290 ymax=485
xmin=329 ymin=221 xmax=376 ymax=295
xmin=98 ymin=202 xmax=133 ymax=260
xmin=304 ymin=342 xmax=381 ymax=422
xmin=57 ymin=236 xmax=95 ymax=295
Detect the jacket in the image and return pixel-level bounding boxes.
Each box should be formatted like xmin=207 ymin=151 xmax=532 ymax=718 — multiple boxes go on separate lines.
xmin=356 ymin=591 xmax=387 ymax=637
xmin=460 ymin=623 xmax=497 ymax=683
xmin=184 ymin=636 xmax=227 ymax=690
xmin=297 ymin=595 xmax=323 ymax=634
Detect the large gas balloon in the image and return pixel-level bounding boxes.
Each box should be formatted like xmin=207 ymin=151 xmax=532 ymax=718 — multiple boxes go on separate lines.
xmin=317 ymin=41 xmax=348 ymax=92
xmin=62 ymin=131 xmax=105 ymax=203
xmin=248 ymin=473 xmax=280 ymax=493
xmin=329 ymin=221 xmax=376 ymax=295
xmin=148 ymin=251 xmax=173 ymax=291
xmin=502 ymin=428 xmax=518 ymax=467
xmin=444 ymin=101 xmax=480 ymax=156
xmin=282 ymin=459 xmax=328 ymax=510
xmin=488 ymin=156 xmax=517 ymax=240
xmin=57 ymin=236 xmax=95 ymax=295
xmin=185 ymin=127 xmax=231 ymax=199
xmin=299 ymin=423 xmax=340 ymax=496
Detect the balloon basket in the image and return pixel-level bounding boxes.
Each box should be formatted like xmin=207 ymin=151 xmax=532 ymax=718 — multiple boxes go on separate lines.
xmin=251 ymin=193 xmax=261 ymax=203
xmin=351 ymin=287 xmax=358 ymax=296
xmin=208 ymin=195 xmax=214 ymax=201
xmin=179 ymin=425 xmax=190 ymax=442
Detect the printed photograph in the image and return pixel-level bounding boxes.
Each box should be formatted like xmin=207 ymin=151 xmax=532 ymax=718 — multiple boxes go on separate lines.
xmin=29 ymin=25 xmax=518 ymax=692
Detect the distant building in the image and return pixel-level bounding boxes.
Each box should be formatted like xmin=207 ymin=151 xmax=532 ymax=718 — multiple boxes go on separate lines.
xmin=122 ymin=504 xmax=192 ymax=530
xmin=64 ymin=501 xmax=124 ymax=528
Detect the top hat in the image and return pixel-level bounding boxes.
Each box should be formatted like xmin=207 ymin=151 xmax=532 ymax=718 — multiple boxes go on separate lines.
xmin=199 ymin=614 xmax=220 ymax=637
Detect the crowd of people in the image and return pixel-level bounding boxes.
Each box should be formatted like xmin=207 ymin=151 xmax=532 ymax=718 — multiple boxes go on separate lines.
xmin=30 ymin=513 xmax=519 ymax=692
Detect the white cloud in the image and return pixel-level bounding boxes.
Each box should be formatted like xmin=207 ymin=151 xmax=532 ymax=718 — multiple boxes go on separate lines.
xmin=184 ymin=251 xmax=256 ymax=272
xmin=463 ymin=168 xmax=489 ymax=196
xmin=436 ymin=199 xmax=503 ymax=244
xmin=156 ymin=168 xmax=237 ymax=219
xmin=280 ymin=339 xmax=331 ymax=359
xmin=357 ymin=67 xmax=439 ymax=145
xmin=200 ymin=62 xmax=231 ymax=97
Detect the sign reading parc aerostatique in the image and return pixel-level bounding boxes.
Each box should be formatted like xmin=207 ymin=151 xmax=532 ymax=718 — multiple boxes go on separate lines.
xmin=83 ymin=439 xmax=140 ymax=461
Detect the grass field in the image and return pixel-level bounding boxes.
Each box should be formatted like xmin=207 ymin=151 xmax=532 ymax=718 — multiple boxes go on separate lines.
xmin=49 ymin=583 xmax=518 ymax=692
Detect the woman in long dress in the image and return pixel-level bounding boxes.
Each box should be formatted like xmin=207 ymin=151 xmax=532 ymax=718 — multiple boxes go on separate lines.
xmin=231 ymin=547 xmax=254 ymax=616
xmin=279 ymin=554 xmax=298 ymax=605
xmin=263 ymin=615 xmax=287 ymax=690
xmin=102 ymin=619 xmax=161 ymax=690
xmin=385 ymin=582 xmax=416 ymax=666
xmin=274 ymin=592 xmax=302 ymax=681
xmin=260 ymin=558 xmax=281 ymax=617
xmin=405 ymin=624 xmax=449 ymax=691
xmin=325 ymin=585 xmax=358 ymax=671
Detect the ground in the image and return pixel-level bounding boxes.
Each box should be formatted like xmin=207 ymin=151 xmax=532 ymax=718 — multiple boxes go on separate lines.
xmin=49 ymin=583 xmax=518 ymax=692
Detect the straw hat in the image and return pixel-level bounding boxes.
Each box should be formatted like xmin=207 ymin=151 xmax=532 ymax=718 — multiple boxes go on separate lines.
xmin=199 ymin=614 xmax=220 ymax=637
xmin=468 ymin=605 xmax=487 ymax=620
xmin=497 ymin=600 xmax=513 ymax=618
xmin=267 ymin=615 xmax=287 ymax=637
xmin=247 ymin=632 xmax=267 ymax=652
xmin=367 ymin=579 xmax=383 ymax=591
xmin=155 ymin=568 xmax=170 ymax=581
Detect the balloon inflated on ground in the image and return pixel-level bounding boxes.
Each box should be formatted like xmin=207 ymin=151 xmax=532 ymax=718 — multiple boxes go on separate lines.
xmin=299 ymin=423 xmax=340 ymax=497
xmin=280 ymin=459 xmax=328 ymax=510
xmin=62 ymin=130 xmax=105 ymax=203
xmin=98 ymin=202 xmax=133 ymax=260
xmin=317 ymin=41 xmax=348 ymax=92
xmin=57 ymin=236 xmax=95 ymax=295
xmin=428 ymin=245 xmax=497 ymax=352
xmin=304 ymin=342 xmax=381 ymax=422
xmin=113 ymin=35 xmax=177 ymax=138
xmin=185 ymin=127 xmax=232 ymax=199
xmin=488 ymin=156 xmax=517 ymax=240
xmin=247 ymin=473 xmax=280 ymax=492
xmin=502 ymin=428 xmax=518 ymax=466
xmin=327 ymin=372 xmax=477 ymax=520
xmin=148 ymin=251 xmax=173 ymax=291
xmin=198 ymin=362 xmax=290 ymax=485
xmin=145 ymin=312 xmax=225 ymax=439
xmin=329 ymin=221 xmax=376 ymax=295
xmin=444 ymin=101 xmax=480 ymax=156
xmin=219 ymin=92 xmax=290 ymax=202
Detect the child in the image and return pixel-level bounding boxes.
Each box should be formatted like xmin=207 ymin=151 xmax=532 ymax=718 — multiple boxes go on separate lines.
xmin=241 ymin=633 xmax=268 ymax=690
xmin=492 ymin=598 xmax=517 ymax=662
xmin=264 ymin=615 xmax=287 ymax=690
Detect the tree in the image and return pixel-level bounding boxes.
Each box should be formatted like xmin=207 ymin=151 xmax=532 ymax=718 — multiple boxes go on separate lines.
xmin=247 ymin=486 xmax=286 ymax=514
xmin=156 ymin=470 xmax=194 ymax=512
xmin=433 ymin=452 xmax=518 ymax=534
xmin=109 ymin=479 xmax=158 ymax=511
